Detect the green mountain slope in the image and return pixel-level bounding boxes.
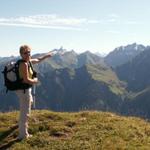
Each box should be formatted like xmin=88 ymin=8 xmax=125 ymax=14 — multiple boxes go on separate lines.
xmin=86 ymin=64 xmax=126 ymax=95
xmin=35 ymin=64 xmax=126 ymax=112
xmin=1 ymin=110 xmax=150 ymax=150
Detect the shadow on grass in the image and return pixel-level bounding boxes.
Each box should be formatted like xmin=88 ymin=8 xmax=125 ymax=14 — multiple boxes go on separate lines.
xmin=0 ymin=125 xmax=19 ymax=150
xmin=0 ymin=138 xmax=21 ymax=150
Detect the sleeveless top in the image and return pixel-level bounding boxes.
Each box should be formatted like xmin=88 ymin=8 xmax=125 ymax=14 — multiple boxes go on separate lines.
xmin=19 ymin=61 xmax=33 ymax=80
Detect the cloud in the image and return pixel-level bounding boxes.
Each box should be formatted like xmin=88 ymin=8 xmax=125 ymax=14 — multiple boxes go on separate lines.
xmin=106 ymin=13 xmax=141 ymax=25
xmin=0 ymin=22 xmax=84 ymax=31
xmin=0 ymin=14 xmax=99 ymax=30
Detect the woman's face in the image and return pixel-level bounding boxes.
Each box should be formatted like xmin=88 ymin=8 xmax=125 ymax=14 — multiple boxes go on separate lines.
xmin=21 ymin=49 xmax=31 ymax=61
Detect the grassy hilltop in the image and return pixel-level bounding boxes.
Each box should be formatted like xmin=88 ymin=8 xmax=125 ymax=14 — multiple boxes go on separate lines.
xmin=1 ymin=110 xmax=150 ymax=150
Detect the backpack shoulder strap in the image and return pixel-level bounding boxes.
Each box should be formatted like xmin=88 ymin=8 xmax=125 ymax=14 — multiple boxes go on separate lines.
xmin=29 ymin=61 xmax=34 ymax=72
xmin=29 ymin=61 xmax=37 ymax=78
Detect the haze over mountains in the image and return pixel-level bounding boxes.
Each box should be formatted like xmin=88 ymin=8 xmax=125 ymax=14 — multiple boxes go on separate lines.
xmin=1 ymin=43 xmax=150 ymax=119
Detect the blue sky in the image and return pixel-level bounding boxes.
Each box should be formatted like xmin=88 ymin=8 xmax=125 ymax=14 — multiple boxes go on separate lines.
xmin=0 ymin=0 xmax=150 ymax=56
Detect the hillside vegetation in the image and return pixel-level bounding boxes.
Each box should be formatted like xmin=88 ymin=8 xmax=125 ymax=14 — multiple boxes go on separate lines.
xmin=1 ymin=110 xmax=150 ymax=149
xmin=87 ymin=64 xmax=126 ymax=95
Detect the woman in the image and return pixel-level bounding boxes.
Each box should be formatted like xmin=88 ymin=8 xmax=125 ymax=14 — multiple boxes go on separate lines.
xmin=16 ymin=45 xmax=51 ymax=140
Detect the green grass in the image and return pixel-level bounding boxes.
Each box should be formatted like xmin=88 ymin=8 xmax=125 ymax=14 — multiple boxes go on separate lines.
xmin=1 ymin=110 xmax=150 ymax=149
xmin=87 ymin=64 xmax=126 ymax=95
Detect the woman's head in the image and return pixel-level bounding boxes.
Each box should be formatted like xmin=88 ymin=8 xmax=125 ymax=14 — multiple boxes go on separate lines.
xmin=19 ymin=45 xmax=31 ymax=61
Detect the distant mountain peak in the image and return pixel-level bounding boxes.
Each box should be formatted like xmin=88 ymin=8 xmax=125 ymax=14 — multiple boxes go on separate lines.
xmin=52 ymin=46 xmax=67 ymax=53
xmin=105 ymin=43 xmax=146 ymax=68
xmin=80 ymin=50 xmax=92 ymax=55
xmin=115 ymin=43 xmax=144 ymax=52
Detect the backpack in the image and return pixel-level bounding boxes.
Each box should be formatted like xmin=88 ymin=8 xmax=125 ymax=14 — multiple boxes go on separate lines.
xmin=2 ymin=59 xmax=36 ymax=93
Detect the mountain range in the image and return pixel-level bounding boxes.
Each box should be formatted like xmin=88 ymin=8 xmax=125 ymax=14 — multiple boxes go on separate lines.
xmin=1 ymin=43 xmax=150 ymax=119
xmin=104 ymin=43 xmax=145 ymax=68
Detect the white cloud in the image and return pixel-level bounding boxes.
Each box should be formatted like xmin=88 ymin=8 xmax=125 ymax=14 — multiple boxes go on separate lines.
xmin=104 ymin=14 xmax=142 ymax=26
xmin=0 ymin=14 xmax=99 ymax=30
xmin=0 ymin=22 xmax=85 ymax=31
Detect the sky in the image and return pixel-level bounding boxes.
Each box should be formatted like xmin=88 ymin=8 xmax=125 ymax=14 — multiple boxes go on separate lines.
xmin=0 ymin=0 xmax=150 ymax=57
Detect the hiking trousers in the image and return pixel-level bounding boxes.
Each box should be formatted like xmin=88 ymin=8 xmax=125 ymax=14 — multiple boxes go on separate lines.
xmin=16 ymin=88 xmax=33 ymax=139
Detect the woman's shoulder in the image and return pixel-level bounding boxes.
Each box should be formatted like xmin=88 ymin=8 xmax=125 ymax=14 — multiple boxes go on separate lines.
xmin=19 ymin=61 xmax=28 ymax=69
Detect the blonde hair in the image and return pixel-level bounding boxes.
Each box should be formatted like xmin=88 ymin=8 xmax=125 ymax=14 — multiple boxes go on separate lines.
xmin=19 ymin=45 xmax=31 ymax=54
